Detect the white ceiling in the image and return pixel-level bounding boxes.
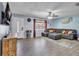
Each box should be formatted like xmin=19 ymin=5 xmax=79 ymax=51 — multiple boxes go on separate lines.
xmin=2 ymin=2 xmax=79 ymax=19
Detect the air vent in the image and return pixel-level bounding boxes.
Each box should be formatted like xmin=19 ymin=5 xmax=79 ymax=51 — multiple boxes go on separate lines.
xmin=75 ymin=3 xmax=79 ymax=6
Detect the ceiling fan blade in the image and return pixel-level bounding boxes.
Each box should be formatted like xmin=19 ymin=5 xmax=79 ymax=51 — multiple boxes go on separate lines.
xmin=52 ymin=13 xmax=58 ymax=17
xmin=53 ymin=9 xmax=62 ymax=13
xmin=32 ymin=11 xmax=48 ymax=18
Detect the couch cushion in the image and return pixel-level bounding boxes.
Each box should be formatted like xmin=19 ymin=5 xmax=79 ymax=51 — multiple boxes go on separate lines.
xmin=49 ymin=29 xmax=56 ymax=32
xmin=68 ymin=31 xmax=73 ymax=35
xmin=62 ymin=30 xmax=69 ymax=35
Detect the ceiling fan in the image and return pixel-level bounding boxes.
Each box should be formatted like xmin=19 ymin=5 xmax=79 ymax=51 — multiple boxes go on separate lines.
xmin=47 ymin=11 xmax=59 ymax=20
xmin=32 ymin=9 xmax=61 ymax=19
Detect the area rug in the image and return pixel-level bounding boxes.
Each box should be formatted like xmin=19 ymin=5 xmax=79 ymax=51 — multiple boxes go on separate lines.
xmin=46 ymin=38 xmax=79 ymax=48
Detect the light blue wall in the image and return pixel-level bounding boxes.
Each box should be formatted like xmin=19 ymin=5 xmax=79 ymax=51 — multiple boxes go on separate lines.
xmin=51 ymin=16 xmax=79 ymax=34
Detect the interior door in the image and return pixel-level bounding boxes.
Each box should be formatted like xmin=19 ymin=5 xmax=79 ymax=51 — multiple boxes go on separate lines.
xmin=11 ymin=17 xmax=25 ymax=38
xmin=16 ymin=19 xmax=25 ymax=38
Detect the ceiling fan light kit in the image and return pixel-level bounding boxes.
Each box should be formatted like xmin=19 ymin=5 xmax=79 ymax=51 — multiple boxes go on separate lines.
xmin=47 ymin=12 xmax=53 ymax=19
xmin=47 ymin=11 xmax=58 ymax=20
xmin=47 ymin=16 xmax=53 ymax=20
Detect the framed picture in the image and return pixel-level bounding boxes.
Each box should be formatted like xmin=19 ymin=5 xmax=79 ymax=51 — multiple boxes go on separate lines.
xmin=61 ymin=17 xmax=72 ymax=24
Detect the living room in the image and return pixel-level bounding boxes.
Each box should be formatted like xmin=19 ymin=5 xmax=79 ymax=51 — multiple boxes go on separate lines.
xmin=0 ymin=2 xmax=79 ymax=56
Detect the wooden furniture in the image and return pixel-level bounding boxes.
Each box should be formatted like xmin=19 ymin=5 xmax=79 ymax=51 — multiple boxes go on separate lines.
xmin=2 ymin=38 xmax=16 ymax=56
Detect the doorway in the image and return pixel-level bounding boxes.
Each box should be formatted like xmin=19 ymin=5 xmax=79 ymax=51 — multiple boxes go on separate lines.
xmin=33 ymin=19 xmax=47 ymax=37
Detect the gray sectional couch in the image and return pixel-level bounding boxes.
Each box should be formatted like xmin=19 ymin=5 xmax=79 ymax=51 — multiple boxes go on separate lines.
xmin=42 ymin=28 xmax=77 ymax=40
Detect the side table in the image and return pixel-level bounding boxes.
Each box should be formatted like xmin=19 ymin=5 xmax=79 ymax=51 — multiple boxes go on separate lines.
xmin=2 ymin=37 xmax=16 ymax=56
